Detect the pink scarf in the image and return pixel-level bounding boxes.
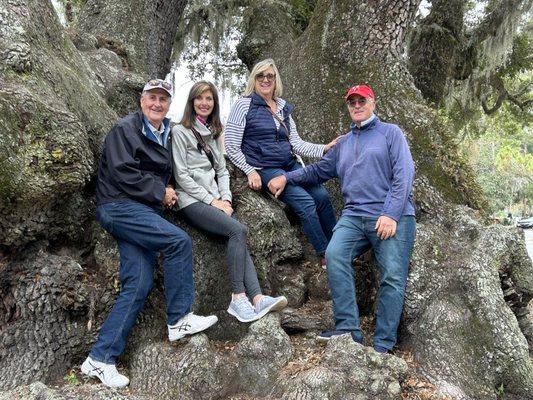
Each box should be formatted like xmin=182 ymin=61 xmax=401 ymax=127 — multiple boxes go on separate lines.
xmin=196 ymin=115 xmax=207 ymax=125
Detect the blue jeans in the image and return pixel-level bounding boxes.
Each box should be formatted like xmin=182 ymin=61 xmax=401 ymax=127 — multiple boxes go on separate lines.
xmin=325 ymin=215 xmax=415 ymax=349
xmin=258 ymin=163 xmax=337 ymax=255
xmin=90 ymin=200 xmax=195 ymax=364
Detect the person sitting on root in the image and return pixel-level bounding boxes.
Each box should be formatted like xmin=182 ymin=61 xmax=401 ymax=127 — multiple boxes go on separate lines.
xmin=225 ymin=59 xmax=342 ymax=268
xmin=172 ymin=81 xmax=287 ymax=323
xmin=81 ymin=79 xmax=218 ymax=389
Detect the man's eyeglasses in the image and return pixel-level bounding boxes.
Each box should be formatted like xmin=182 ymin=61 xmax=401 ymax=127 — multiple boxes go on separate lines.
xmin=147 ymin=79 xmax=173 ymax=91
xmin=255 ymin=73 xmax=276 ymax=82
xmin=346 ymin=98 xmax=370 ymax=107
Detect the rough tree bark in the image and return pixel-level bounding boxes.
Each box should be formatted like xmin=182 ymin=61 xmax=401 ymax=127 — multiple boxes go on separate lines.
xmin=76 ymin=0 xmax=187 ymax=77
xmin=237 ymin=0 xmax=533 ymax=399
xmin=0 ymin=1 xmax=532 ymax=400
xmin=0 ymin=0 xmax=115 ymax=249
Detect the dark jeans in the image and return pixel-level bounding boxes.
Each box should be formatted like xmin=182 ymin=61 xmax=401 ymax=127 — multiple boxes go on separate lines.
xmin=90 ymin=200 xmax=195 ymax=364
xmin=180 ymin=201 xmax=261 ymax=297
xmin=325 ymin=215 xmax=416 ymax=350
xmin=258 ymin=163 xmax=337 ymax=255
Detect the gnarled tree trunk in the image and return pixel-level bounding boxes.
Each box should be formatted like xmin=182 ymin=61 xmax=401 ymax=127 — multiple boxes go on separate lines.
xmin=0 ymin=1 xmax=531 ymax=399
xmin=237 ymin=0 xmax=533 ymax=399
xmin=76 ymin=0 xmax=187 ymax=77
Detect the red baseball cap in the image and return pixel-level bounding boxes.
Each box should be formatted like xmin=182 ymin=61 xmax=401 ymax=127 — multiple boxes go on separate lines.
xmin=345 ymin=84 xmax=375 ymax=100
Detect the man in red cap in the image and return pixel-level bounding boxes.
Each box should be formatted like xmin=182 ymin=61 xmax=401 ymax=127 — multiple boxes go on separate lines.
xmin=268 ymin=84 xmax=416 ymax=354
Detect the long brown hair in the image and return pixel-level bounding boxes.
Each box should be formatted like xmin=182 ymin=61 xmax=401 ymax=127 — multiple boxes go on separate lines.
xmin=179 ymin=81 xmax=223 ymax=138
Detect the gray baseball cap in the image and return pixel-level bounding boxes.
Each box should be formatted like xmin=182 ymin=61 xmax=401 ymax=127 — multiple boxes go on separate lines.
xmin=143 ymin=79 xmax=173 ymax=97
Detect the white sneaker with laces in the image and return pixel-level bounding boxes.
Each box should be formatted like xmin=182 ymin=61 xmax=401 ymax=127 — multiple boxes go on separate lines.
xmin=227 ymin=296 xmax=261 ymax=322
xmin=81 ymin=356 xmax=129 ymax=388
xmin=168 ymin=312 xmax=218 ymax=341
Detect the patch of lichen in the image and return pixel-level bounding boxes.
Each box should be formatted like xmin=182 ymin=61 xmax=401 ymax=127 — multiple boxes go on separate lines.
xmin=405 ymin=114 xmax=489 ymax=214
xmin=0 ymin=96 xmax=25 ymax=199
xmin=0 ymin=88 xmax=93 ymax=202
xmin=34 ymin=54 xmax=114 ymax=149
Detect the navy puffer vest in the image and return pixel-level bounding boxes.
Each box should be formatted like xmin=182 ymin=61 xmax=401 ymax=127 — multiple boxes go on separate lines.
xmin=241 ymin=92 xmax=295 ymax=168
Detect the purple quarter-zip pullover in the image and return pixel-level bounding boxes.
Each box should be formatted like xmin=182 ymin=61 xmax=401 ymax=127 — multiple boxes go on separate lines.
xmin=285 ymin=116 xmax=415 ymax=221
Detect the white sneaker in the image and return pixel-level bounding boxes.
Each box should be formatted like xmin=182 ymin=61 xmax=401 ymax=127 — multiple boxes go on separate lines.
xmin=168 ymin=312 xmax=218 ymax=341
xmin=81 ymin=356 xmax=129 ymax=388
xmin=254 ymin=295 xmax=288 ymax=318
xmin=227 ymin=296 xmax=261 ymax=323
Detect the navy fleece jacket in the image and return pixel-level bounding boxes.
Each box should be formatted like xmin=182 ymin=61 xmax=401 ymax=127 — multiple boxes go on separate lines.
xmin=285 ymin=116 xmax=415 ymax=221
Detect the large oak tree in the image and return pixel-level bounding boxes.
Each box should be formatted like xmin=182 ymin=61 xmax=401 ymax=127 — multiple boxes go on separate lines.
xmin=0 ymin=1 xmax=532 ymax=399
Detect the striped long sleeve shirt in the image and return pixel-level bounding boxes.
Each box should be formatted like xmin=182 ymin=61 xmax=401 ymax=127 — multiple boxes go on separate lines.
xmin=225 ymin=96 xmax=326 ymax=175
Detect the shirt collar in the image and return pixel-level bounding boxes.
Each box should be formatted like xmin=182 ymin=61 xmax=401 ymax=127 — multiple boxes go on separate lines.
xmin=142 ymin=115 xmax=170 ymax=147
xmin=350 ymin=114 xmax=377 ymax=131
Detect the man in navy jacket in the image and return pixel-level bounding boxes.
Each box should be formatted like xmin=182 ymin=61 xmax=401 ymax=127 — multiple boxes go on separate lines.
xmin=81 ymin=79 xmax=217 ymax=388
xmin=268 ymin=85 xmax=416 ymax=354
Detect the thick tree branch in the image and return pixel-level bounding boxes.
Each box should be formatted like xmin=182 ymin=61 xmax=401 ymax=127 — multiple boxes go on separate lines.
xmin=481 ymin=90 xmax=508 ymax=115
xmin=77 ymin=0 xmax=188 ymax=77
xmin=508 ymin=85 xmax=533 ymax=110
xmin=407 ymin=0 xmax=465 ymax=103
xmin=481 ymin=75 xmax=532 ymax=114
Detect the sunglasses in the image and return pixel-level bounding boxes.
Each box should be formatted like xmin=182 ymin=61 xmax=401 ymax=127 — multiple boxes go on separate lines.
xmin=255 ymin=73 xmax=276 ymax=82
xmin=147 ymin=79 xmax=173 ymax=91
xmin=346 ymin=98 xmax=370 ymax=107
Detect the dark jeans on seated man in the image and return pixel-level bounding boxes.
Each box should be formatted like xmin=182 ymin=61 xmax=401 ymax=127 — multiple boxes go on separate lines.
xmin=90 ymin=200 xmax=194 ymax=364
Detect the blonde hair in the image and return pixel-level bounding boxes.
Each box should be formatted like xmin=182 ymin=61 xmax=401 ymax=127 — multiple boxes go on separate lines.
xmin=244 ymin=59 xmax=283 ymax=98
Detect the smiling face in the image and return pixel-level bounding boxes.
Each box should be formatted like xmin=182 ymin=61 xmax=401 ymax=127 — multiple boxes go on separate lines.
xmin=254 ymin=67 xmax=276 ymax=100
xmin=193 ymin=89 xmax=215 ymax=119
xmin=140 ymin=88 xmax=171 ymax=128
xmin=347 ymin=95 xmax=375 ymax=126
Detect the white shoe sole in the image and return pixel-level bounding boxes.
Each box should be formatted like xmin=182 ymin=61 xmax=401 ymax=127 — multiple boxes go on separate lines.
xmin=255 ymin=297 xmax=288 ymax=319
xmin=227 ymin=306 xmax=262 ymax=323
xmin=81 ymin=359 xmax=129 ymax=388
xmin=169 ymin=316 xmax=218 ymax=341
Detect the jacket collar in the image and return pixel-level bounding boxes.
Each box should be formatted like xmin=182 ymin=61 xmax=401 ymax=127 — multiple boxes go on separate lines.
xmin=193 ymin=119 xmax=213 ymax=137
xmin=250 ymin=92 xmax=294 ymax=116
xmin=350 ymin=115 xmax=378 ymax=132
xmin=136 ymin=110 xmax=171 ymax=147
xmin=136 ymin=109 xmax=170 ymax=131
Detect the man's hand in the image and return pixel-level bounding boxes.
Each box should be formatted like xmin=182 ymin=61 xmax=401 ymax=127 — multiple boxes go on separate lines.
xmin=324 ymin=135 xmax=345 ymax=153
xmin=375 ymin=216 xmax=397 ymax=240
xmin=163 ymin=187 xmax=178 ymax=208
xmin=268 ymin=175 xmax=287 ymax=198
xmin=211 ymin=199 xmax=233 ymax=216
xmin=247 ymin=170 xmax=262 ymax=191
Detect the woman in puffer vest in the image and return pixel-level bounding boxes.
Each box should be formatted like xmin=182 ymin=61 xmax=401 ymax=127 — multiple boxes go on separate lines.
xmin=225 ymin=59 xmax=341 ymax=267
